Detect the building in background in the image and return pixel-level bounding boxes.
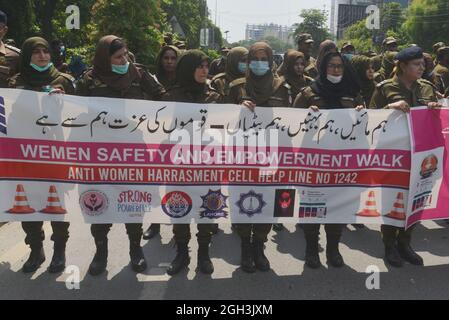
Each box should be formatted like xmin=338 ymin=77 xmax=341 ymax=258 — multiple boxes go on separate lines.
xmin=330 ymin=0 xmax=410 ymax=40
xmin=245 ymin=23 xmax=295 ymax=45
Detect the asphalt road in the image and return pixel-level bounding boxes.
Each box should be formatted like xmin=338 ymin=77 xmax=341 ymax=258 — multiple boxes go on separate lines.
xmin=0 ymin=217 xmax=449 ymax=300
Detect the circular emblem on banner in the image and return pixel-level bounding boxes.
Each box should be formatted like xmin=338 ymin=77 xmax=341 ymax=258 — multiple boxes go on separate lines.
xmin=80 ymin=190 xmax=109 ymax=216
xmin=236 ymin=190 xmax=266 ymax=217
xmin=200 ymin=189 xmax=228 ymax=219
xmin=420 ymin=154 xmax=438 ymax=179
xmin=161 ymin=191 xmax=192 ymax=218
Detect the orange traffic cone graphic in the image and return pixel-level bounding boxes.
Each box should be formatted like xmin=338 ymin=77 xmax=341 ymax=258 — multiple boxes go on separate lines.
xmin=357 ymin=190 xmax=381 ymax=217
xmin=7 ymin=184 xmax=36 ymax=214
xmin=40 ymin=185 xmax=67 ymax=214
xmin=385 ymin=192 xmax=406 ymax=220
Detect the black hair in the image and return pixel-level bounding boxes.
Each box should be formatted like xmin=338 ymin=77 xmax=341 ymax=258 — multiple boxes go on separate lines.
xmin=109 ymin=38 xmax=126 ymax=56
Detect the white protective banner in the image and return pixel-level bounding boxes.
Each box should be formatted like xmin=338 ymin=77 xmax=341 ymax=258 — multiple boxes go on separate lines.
xmin=0 ymin=89 xmax=410 ymax=226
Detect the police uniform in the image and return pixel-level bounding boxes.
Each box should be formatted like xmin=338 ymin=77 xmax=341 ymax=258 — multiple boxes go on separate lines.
xmin=75 ymin=35 xmax=166 ymax=276
xmin=227 ymin=42 xmax=291 ymax=272
xmin=432 ymin=47 xmax=449 ymax=94
xmin=369 ymin=46 xmax=438 ymax=267
xmin=0 ymin=41 xmax=20 ymax=88
xmin=296 ymin=33 xmax=318 ymax=79
xmin=293 ymin=87 xmax=364 ymax=268
xmin=8 ymin=36 xmax=75 ymax=274
xmin=227 ymin=77 xmax=293 ymax=108
xmin=0 ymin=11 xmax=20 ymax=88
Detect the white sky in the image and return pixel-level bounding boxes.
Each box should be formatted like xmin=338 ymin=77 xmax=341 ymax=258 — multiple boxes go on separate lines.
xmin=206 ymin=0 xmax=331 ymax=43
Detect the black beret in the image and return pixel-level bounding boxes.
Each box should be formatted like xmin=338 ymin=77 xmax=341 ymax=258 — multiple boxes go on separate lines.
xmin=395 ymin=46 xmax=423 ymax=62
xmin=0 ymin=10 xmax=7 ymax=25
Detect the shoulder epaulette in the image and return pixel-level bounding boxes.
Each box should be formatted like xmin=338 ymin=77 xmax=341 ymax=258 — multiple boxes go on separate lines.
xmin=4 ymin=44 xmax=20 ymax=54
xmin=211 ymin=72 xmax=226 ymax=82
xmin=229 ymin=77 xmax=246 ymax=89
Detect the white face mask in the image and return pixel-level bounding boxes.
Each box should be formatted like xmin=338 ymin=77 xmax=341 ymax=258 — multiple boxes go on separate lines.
xmin=327 ymin=74 xmax=343 ymax=84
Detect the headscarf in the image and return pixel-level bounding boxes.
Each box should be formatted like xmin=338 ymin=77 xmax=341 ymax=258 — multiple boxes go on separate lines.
xmin=225 ymin=46 xmax=248 ymax=82
xmin=19 ymin=37 xmax=61 ymax=88
xmin=316 ymin=40 xmax=338 ymax=71
xmin=278 ymin=49 xmax=308 ymax=96
xmin=351 ymin=55 xmax=375 ymax=105
xmin=245 ymin=42 xmax=282 ymax=105
xmin=311 ymin=51 xmax=360 ymax=107
xmin=176 ymin=49 xmax=209 ymax=95
xmin=155 ymin=45 xmax=180 ymax=87
xmin=92 ymin=35 xmax=140 ymax=92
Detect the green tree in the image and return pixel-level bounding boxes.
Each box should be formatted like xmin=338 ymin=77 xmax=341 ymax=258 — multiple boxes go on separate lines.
xmin=340 ymin=19 xmax=373 ymax=54
xmin=91 ymin=0 xmax=165 ymax=66
xmin=404 ymin=0 xmax=449 ymax=52
xmin=293 ymin=9 xmax=332 ymax=56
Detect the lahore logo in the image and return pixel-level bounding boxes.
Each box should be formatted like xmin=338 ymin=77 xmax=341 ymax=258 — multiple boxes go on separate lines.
xmin=200 ymin=189 xmax=228 ymax=219
xmin=419 ymin=154 xmax=438 ymax=179
xmin=161 ymin=191 xmax=192 ymax=218
xmin=80 ymin=190 xmax=109 ymax=216
xmin=235 ymin=190 xmax=266 ymax=217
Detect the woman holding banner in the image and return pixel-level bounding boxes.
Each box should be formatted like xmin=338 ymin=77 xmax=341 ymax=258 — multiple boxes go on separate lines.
xmin=293 ymin=51 xmax=364 ymax=269
xmin=162 ymin=49 xmax=223 ymax=275
xmin=8 ymin=36 xmax=75 ymax=274
xmin=228 ymin=42 xmax=291 ymax=273
xmin=76 ymin=35 xmax=165 ymax=276
xmin=369 ymin=46 xmax=442 ymax=267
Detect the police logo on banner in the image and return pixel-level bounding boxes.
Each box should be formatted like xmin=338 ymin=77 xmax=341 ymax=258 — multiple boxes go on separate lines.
xmin=80 ymin=190 xmax=109 ymax=216
xmin=235 ymin=190 xmax=266 ymax=217
xmin=200 ymin=189 xmax=228 ymax=219
xmin=161 ymin=191 xmax=192 ymax=218
xmin=0 ymin=97 xmax=7 ymax=135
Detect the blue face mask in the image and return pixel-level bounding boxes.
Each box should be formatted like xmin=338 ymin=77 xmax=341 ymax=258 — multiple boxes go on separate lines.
xmin=343 ymin=53 xmax=354 ymax=61
xmin=249 ymin=61 xmax=270 ymax=76
xmin=30 ymin=62 xmax=53 ymax=72
xmin=238 ymin=62 xmax=247 ymax=74
xmin=111 ymin=61 xmax=130 ymax=74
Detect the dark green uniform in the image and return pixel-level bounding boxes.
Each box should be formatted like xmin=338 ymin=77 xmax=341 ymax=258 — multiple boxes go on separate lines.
xmin=369 ymin=76 xmax=438 ymax=109
xmin=0 ymin=41 xmax=20 ymax=88
xmin=373 ymin=51 xmax=397 ymax=85
xmin=227 ymin=77 xmax=292 ymax=109
xmin=8 ymin=37 xmax=74 ymax=273
xmin=433 ymin=63 xmax=449 ymax=94
xmin=163 ymin=84 xmax=222 ymax=245
xmin=293 ymin=84 xmax=363 ymax=262
xmin=76 ymin=67 xmax=164 ymax=243
xmin=370 ymin=74 xmax=438 ymax=265
xmin=76 ymin=35 xmax=165 ymax=275
xmin=304 ymin=56 xmax=318 ymax=79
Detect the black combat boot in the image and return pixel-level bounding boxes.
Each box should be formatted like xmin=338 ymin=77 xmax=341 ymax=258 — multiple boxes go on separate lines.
xmin=129 ymin=240 xmax=147 ymax=272
xmin=304 ymin=234 xmax=321 ymax=269
xmin=240 ymin=237 xmax=256 ymax=273
xmin=398 ymin=242 xmax=423 ymax=266
xmin=143 ymin=224 xmax=160 ymax=240
xmin=48 ymin=242 xmax=66 ymax=273
xmin=167 ymin=242 xmax=190 ymax=275
xmin=272 ymin=223 xmax=285 ymax=232
xmin=253 ymin=239 xmax=270 ymax=271
xmin=384 ymin=244 xmax=403 ymax=267
xmin=211 ymin=224 xmax=219 ymax=235
xmin=88 ymin=239 xmax=108 ymax=276
xmin=326 ymin=234 xmax=344 ymax=267
xmin=22 ymin=244 xmax=45 ymax=273
xmin=197 ymin=243 xmax=214 ymax=274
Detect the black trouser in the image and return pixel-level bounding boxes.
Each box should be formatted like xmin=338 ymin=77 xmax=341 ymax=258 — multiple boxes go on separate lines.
xmin=301 ymin=223 xmax=344 ymax=238
xmin=234 ymin=224 xmax=272 ymax=242
xmin=172 ymin=224 xmax=214 ymax=245
xmin=22 ymin=221 xmax=70 ymax=247
xmin=381 ymin=225 xmax=413 ymax=247
xmin=90 ymin=223 xmax=142 ymax=242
